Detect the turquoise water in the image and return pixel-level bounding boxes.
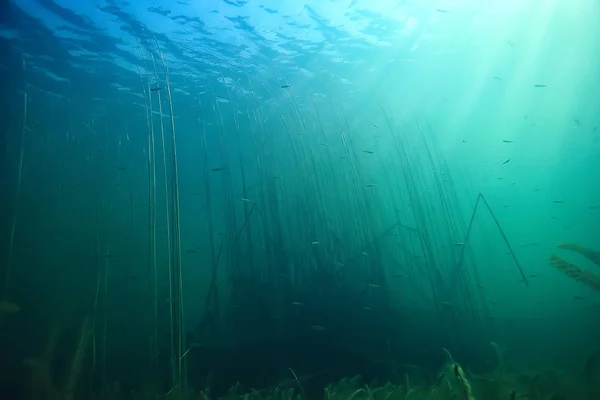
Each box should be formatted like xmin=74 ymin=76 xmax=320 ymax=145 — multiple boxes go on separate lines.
xmin=1 ymin=1 xmax=599 ymax=399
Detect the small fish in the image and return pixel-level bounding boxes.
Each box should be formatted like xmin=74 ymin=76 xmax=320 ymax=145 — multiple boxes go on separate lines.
xmin=436 ymin=8 xmax=448 ymax=13
xmin=454 ymin=242 xmax=465 ymax=247
xmin=362 ymin=149 xmax=373 ymax=154
xmin=311 ymin=241 xmax=319 ymax=246
xmin=280 ymin=84 xmax=292 ymax=89
xmin=589 ymin=205 xmax=599 ymax=210
xmin=553 ymin=200 xmax=564 ymax=204
xmin=368 ymin=283 xmax=380 ymax=288
xmin=494 ymin=76 xmax=503 ymax=81
xmin=241 ymin=198 xmax=252 ymax=202
xmin=150 ymin=87 xmax=161 ymax=92
xmin=333 ymin=261 xmax=345 ymax=267
xmin=477 ymin=283 xmax=485 ymax=289
xmin=362 ymin=307 xmax=372 ymax=311
xmin=373 ymin=123 xmax=379 ymax=128
xmin=534 ymin=84 xmax=547 ymax=88
xmin=366 ymin=183 xmax=378 ymax=188
xmin=180 ymin=347 xmax=193 ymax=359
xmin=572 ymin=296 xmax=585 ymax=300
xmin=502 ymin=159 xmax=511 ymax=165
xmin=212 ymin=166 xmax=227 ymax=172
xmin=529 ymin=274 xmax=538 ymax=277
xmin=310 ymin=325 xmax=326 ymax=331
xmin=361 ymin=251 xmax=368 ymax=256
xmin=393 ymin=273 xmax=408 ymax=278
xmin=502 ymin=140 xmax=513 ymax=143
xmin=291 ymin=302 xmax=303 ymax=306
xmin=441 ymin=301 xmax=452 ymax=306
xmin=117 ymin=166 xmax=127 ymax=171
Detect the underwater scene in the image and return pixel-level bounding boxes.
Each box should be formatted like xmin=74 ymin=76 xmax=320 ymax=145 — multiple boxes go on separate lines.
xmin=0 ymin=0 xmax=599 ymax=399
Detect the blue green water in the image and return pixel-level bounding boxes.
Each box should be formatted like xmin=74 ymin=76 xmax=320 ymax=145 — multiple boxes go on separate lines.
xmin=1 ymin=1 xmax=599 ymax=399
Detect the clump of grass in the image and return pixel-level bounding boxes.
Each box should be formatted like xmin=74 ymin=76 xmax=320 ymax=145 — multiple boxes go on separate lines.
xmin=549 ymin=254 xmax=600 ymax=291
xmin=557 ymin=242 xmax=600 ymax=267
xmin=442 ymin=348 xmax=474 ymax=400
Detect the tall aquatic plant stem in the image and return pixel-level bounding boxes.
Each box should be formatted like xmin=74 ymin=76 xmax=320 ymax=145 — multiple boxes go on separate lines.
xmin=149 ymin=51 xmax=176 ymax=389
xmin=92 ymin=211 xmax=101 ymax=378
xmin=450 ymin=193 xmax=529 ymax=294
xmin=135 ymin=38 xmax=159 ymax=372
xmin=198 ymin=116 xmax=220 ymax=328
xmin=154 ymin=40 xmax=185 ymax=393
xmin=3 ymin=88 xmax=27 ymax=301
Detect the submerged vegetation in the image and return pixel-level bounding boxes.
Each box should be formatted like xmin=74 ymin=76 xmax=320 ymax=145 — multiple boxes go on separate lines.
xmin=1 ymin=2 xmax=599 ymax=400
xmin=549 ymin=244 xmax=600 ymax=292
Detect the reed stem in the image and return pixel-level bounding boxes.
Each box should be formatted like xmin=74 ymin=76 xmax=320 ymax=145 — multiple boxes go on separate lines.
xmin=3 ymin=88 xmax=27 ymax=301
